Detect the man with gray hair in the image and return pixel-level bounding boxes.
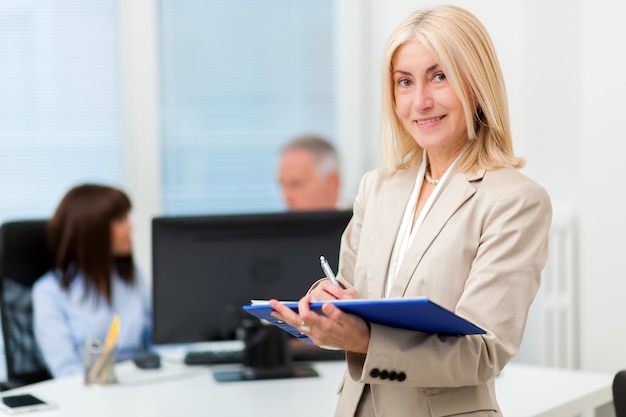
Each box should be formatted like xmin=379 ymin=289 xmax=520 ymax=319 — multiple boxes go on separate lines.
xmin=278 ymin=134 xmax=340 ymax=211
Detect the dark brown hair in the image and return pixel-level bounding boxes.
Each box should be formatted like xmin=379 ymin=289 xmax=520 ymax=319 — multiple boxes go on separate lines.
xmin=48 ymin=184 xmax=135 ymax=303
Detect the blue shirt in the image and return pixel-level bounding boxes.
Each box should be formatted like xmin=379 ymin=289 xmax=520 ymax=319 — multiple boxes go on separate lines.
xmin=32 ymin=268 xmax=152 ymax=378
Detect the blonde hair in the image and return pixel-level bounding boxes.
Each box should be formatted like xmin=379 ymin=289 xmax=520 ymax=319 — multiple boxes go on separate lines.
xmin=380 ymin=5 xmax=524 ymax=174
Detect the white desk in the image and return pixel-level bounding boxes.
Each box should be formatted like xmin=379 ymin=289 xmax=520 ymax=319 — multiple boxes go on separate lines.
xmin=496 ymin=363 xmax=613 ymax=417
xmin=1 ymin=361 xmax=613 ymax=417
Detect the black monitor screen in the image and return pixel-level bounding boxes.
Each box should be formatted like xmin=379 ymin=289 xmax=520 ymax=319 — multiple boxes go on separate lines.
xmin=151 ymin=210 xmax=352 ymax=345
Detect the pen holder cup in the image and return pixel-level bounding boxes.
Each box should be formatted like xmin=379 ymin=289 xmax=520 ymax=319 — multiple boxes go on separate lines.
xmin=83 ymin=345 xmax=117 ymax=385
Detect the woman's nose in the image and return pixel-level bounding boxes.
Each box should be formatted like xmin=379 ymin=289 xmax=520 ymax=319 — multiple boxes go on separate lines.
xmin=413 ymin=84 xmax=433 ymax=111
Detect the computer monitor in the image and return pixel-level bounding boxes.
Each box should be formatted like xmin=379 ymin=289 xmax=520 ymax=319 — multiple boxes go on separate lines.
xmin=151 ymin=210 xmax=352 ymax=345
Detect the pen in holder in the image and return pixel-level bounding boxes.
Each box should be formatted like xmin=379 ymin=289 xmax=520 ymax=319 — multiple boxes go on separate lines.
xmin=84 ymin=344 xmax=117 ymax=385
xmin=84 ymin=315 xmax=120 ymax=385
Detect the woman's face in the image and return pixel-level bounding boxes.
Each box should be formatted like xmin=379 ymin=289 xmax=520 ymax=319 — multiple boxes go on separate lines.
xmin=392 ymin=41 xmax=467 ymax=154
xmin=111 ymin=213 xmax=132 ymax=256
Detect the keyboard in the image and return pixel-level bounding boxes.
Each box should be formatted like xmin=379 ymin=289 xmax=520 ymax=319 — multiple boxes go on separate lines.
xmin=184 ymin=350 xmax=244 ymax=365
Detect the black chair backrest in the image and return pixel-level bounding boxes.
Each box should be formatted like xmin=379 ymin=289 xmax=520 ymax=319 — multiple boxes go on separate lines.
xmin=615 ymin=370 xmax=626 ymax=417
xmin=0 ymin=220 xmax=53 ymax=387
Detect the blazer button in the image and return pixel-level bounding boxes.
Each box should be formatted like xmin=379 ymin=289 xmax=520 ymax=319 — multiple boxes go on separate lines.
xmin=397 ymin=372 xmax=407 ymax=382
xmin=380 ymin=370 xmax=389 ymax=380
xmin=389 ymin=371 xmax=397 ymax=381
xmin=370 ymin=368 xmax=380 ymax=378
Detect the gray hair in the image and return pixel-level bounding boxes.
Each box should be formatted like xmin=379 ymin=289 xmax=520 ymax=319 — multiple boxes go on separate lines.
xmin=281 ymin=134 xmax=339 ymax=178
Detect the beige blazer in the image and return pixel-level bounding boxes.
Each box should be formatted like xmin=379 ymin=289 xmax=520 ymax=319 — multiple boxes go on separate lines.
xmin=333 ymin=161 xmax=552 ymax=417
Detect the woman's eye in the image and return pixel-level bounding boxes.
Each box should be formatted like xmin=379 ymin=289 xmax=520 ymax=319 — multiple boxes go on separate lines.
xmin=397 ymin=78 xmax=412 ymax=87
xmin=433 ymin=72 xmax=447 ymax=83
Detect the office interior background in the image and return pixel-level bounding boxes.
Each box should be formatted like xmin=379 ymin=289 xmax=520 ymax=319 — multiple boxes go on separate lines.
xmin=1 ymin=0 xmax=625 ymax=381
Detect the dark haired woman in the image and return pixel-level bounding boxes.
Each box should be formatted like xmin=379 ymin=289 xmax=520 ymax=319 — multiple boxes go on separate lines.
xmin=33 ymin=184 xmax=151 ymax=377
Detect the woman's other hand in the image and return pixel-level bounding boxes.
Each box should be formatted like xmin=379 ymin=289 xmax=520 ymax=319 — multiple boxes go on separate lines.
xmin=269 ymin=292 xmax=370 ymax=353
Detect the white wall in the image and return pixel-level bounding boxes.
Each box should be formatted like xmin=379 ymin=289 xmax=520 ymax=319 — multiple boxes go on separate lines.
xmin=579 ymin=0 xmax=626 ymax=372
xmin=118 ymin=0 xmax=161 ymax=282
xmin=120 ymin=0 xmax=626 ymax=374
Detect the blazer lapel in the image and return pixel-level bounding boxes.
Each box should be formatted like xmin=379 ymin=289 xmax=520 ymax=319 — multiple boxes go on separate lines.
xmin=390 ymin=169 xmax=484 ymax=297
xmin=365 ymin=165 xmax=419 ymax=299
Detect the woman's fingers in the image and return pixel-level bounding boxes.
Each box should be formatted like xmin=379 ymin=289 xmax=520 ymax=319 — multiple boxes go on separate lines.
xmin=269 ymin=295 xmax=370 ymax=352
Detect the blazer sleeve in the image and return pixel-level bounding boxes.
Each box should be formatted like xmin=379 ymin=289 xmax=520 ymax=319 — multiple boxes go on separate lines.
xmin=343 ymin=170 xmax=552 ymax=388
xmin=335 ymin=169 xmax=376 ymax=290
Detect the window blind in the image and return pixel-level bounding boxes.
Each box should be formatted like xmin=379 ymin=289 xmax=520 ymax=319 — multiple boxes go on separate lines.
xmin=158 ymin=0 xmax=336 ymax=215
xmin=0 ymin=0 xmax=124 ymax=224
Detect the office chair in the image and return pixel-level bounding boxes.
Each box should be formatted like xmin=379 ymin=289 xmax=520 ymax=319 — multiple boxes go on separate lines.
xmin=615 ymin=370 xmax=626 ymax=417
xmin=0 ymin=220 xmax=53 ymax=389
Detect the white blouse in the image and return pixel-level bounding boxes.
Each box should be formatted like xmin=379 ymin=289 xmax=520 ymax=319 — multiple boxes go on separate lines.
xmin=384 ymin=152 xmax=461 ymax=297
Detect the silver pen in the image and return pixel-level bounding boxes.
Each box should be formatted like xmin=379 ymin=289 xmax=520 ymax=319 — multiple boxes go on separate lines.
xmin=319 ymin=255 xmax=339 ymax=286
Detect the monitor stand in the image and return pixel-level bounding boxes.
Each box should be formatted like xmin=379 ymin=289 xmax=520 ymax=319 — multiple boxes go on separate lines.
xmin=213 ymin=318 xmax=318 ymax=382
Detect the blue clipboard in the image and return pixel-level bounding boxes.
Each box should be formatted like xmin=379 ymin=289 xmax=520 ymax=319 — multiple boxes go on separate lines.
xmin=242 ymin=297 xmax=486 ymax=344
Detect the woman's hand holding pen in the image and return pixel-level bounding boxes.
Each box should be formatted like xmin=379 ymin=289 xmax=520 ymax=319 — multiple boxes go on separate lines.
xmin=313 ymin=255 xmax=357 ymax=301
xmin=310 ymin=279 xmax=357 ymax=302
